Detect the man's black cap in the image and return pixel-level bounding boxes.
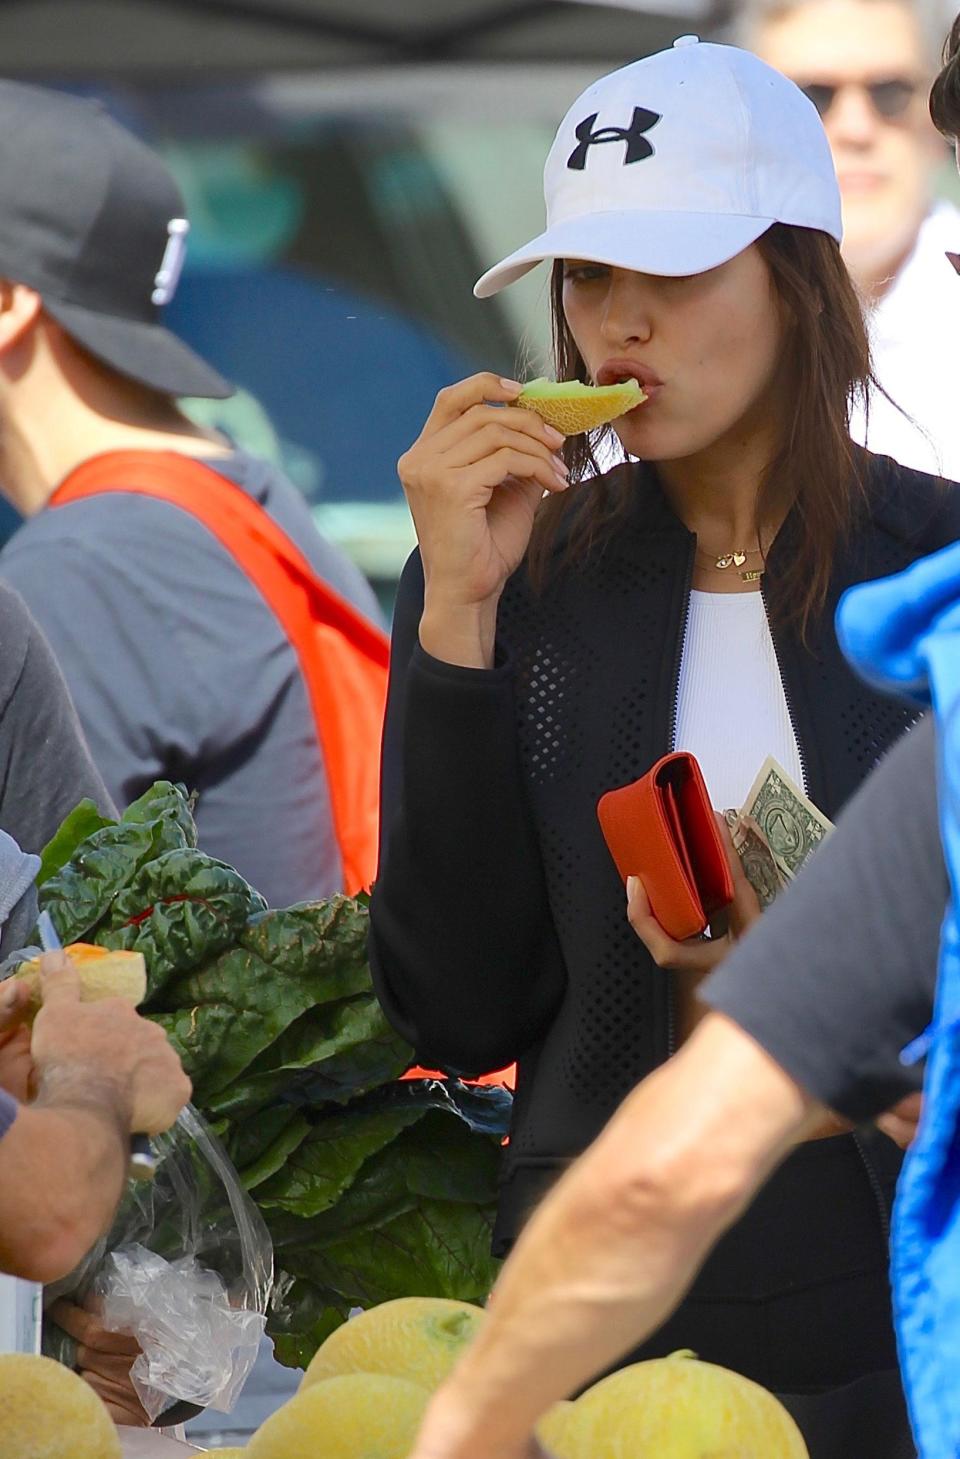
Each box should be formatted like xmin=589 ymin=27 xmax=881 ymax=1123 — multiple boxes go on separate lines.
xmin=0 ymin=80 xmax=232 ymax=399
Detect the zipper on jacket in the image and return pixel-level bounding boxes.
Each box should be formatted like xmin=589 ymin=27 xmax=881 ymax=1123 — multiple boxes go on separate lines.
xmin=762 ymin=582 xmax=891 ymax=1242
xmin=759 ymin=577 xmax=810 ymax=796
xmin=665 ymin=536 xmax=696 ymax=1058
xmin=852 ymin=1130 xmax=892 ymax=1244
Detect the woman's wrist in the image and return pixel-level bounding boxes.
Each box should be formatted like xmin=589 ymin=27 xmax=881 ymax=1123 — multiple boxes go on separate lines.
xmin=419 ymin=592 xmax=501 ymax=670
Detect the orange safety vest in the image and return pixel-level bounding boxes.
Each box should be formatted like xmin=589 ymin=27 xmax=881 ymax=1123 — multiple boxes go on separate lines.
xmin=51 ymin=450 xmax=389 ymax=896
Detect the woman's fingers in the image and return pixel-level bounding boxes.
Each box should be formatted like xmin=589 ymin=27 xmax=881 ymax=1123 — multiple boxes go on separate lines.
xmin=462 ymin=448 xmax=570 ymax=497
xmin=430 ymin=401 xmax=565 ymax=455
xmin=440 ymin=417 xmax=567 ymax=474
xmin=625 ymin=876 xmax=727 ymax=972
xmin=714 ymin=814 xmax=762 ymax=933
xmin=421 ymin=373 xmax=524 ymax=437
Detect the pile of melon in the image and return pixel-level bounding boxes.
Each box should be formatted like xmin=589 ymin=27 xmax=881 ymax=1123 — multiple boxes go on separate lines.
xmin=236 ymin=1299 xmax=808 ymax=1458
xmin=0 ymin=1300 xmax=809 ymax=1457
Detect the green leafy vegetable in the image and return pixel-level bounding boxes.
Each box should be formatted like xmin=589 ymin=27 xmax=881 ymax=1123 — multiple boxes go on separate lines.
xmin=37 ymin=783 xmax=511 ymax=1369
xmin=38 ymin=800 xmax=116 ymax=887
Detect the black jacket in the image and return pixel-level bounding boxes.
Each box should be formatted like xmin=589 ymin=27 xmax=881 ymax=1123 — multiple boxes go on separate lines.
xmin=370 ymin=453 xmax=960 ymax=1267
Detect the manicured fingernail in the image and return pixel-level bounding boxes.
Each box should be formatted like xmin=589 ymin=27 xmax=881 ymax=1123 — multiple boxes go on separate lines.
xmin=626 ymin=876 xmax=638 ymax=901
xmin=553 ymin=456 xmax=569 ymax=475
xmin=500 ymin=377 xmax=523 ymax=391
xmin=0 ymin=983 xmax=17 ymax=1010
xmin=544 ymin=425 xmax=565 ymax=448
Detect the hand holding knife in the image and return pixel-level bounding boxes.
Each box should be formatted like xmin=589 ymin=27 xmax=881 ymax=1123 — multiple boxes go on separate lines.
xmin=36 ymin=909 xmax=157 ymax=1181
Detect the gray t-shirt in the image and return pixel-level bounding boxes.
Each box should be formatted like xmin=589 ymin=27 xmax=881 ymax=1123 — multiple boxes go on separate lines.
xmin=0 ymin=581 xmax=113 ymax=851
xmin=0 ymin=452 xmax=381 ymax=908
xmin=703 ymin=716 xmax=945 ymax=1123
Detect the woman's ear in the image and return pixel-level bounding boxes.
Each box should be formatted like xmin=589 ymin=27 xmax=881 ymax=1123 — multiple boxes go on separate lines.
xmin=0 ymin=281 xmax=43 ymax=355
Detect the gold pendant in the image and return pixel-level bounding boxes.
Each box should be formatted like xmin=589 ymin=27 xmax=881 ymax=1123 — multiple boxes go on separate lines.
xmin=715 ymin=554 xmax=734 ymax=569
xmin=740 ymin=569 xmax=763 ymax=583
xmin=732 ymin=551 xmax=747 ymax=567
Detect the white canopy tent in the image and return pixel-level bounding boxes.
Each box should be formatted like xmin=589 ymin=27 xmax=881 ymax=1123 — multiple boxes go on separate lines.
xmin=0 ymin=0 xmax=710 ymax=76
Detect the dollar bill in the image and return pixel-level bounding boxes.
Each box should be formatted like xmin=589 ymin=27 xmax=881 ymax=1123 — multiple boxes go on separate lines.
xmin=741 ymin=756 xmax=834 ymax=881
xmin=722 ymin=808 xmax=788 ymax=910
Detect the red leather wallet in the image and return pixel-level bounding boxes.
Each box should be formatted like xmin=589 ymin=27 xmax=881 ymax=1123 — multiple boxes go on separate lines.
xmin=597 ymin=752 xmax=735 ymax=942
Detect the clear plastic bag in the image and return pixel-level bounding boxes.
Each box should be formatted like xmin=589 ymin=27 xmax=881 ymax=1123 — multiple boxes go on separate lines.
xmin=44 ymin=1104 xmax=273 ymax=1422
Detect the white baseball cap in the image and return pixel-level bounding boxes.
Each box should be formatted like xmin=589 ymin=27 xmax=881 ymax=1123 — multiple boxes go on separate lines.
xmin=474 ymin=36 xmax=842 ymax=298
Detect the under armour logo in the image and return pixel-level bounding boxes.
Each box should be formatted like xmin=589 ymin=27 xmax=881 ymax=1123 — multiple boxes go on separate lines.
xmin=567 ymin=107 xmax=662 ymax=171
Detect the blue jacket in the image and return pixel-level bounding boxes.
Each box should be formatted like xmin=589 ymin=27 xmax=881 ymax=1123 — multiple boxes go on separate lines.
xmin=839 ymin=540 xmax=960 ymax=1459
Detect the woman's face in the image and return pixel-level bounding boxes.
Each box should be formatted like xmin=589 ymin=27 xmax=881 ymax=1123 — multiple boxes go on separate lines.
xmin=561 ymin=243 xmax=789 ymax=464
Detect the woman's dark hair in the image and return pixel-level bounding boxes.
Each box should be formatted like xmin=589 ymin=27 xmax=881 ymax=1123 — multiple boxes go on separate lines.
xmin=930 ymin=14 xmax=960 ymax=138
xmin=528 ymin=224 xmax=873 ymax=636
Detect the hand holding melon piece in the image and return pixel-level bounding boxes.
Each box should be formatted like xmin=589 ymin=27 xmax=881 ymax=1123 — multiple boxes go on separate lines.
xmin=0 ymin=1352 xmax=121 ymax=1459
xmin=12 ymin=943 xmax=146 ymax=1019
xmin=517 ymin=377 xmax=645 ymax=436
xmin=571 ymin=1350 xmax=809 ymax=1458
xmin=301 ymin=1296 xmax=484 ymax=1394
xmin=247 ymin=1373 xmax=429 ymax=1459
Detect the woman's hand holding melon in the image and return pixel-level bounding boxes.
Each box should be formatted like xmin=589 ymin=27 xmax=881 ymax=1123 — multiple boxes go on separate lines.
xmin=399 ymin=373 xmax=569 ymax=669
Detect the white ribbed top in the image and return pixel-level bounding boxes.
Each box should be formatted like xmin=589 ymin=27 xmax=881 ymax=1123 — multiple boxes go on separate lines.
xmin=673 ymin=590 xmax=804 ymax=812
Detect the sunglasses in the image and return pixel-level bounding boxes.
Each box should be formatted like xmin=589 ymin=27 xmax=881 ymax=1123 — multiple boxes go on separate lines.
xmin=799 ymin=78 xmax=919 ymax=121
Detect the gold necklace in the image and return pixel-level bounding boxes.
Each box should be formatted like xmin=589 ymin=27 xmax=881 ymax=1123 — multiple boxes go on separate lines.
xmin=694 ymin=546 xmax=765 ymax=583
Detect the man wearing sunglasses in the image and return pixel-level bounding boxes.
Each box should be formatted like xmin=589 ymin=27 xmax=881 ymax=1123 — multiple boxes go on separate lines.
xmin=744 ymin=0 xmax=960 ymax=481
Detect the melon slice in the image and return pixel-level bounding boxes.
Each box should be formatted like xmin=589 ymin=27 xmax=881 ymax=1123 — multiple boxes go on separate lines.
xmin=12 ymin=943 xmax=147 ymax=1017
xmin=246 ymin=1373 xmax=429 ymax=1459
xmin=302 ymin=1296 xmax=484 ymax=1394
xmin=0 ymin=1352 xmax=121 ymax=1459
xmin=517 ymin=377 xmax=645 ymax=435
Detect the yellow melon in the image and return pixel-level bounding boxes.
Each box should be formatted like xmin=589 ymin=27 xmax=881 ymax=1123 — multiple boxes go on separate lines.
xmin=13 ymin=943 xmax=146 ymax=1017
xmin=536 ymin=1398 xmax=586 ymax=1457
xmin=571 ymin=1350 xmax=809 ymax=1458
xmin=517 ymin=377 xmax=645 ymax=435
xmin=0 ymin=1352 xmax=121 ymax=1459
xmin=301 ymin=1296 xmax=484 ymax=1393
xmin=246 ymin=1373 xmax=429 ymax=1459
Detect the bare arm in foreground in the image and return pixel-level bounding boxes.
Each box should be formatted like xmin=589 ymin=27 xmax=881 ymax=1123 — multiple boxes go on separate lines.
xmin=411 ymin=1012 xmax=821 ymax=1459
xmin=410 ymin=717 xmax=944 ymax=1458
xmin=0 ymin=952 xmax=192 ymax=1283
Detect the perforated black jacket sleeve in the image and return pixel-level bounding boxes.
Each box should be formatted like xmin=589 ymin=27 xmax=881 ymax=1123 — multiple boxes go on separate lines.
xmin=368 ymin=552 xmax=566 ymax=1073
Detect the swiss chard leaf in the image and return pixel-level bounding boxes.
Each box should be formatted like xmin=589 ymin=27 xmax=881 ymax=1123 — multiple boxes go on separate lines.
xmin=267 ymin=1275 xmax=350 ymax=1370
xmin=147 ymin=901 xmax=378 ymax=1094
xmin=38 ymin=800 xmax=116 ymax=887
xmin=282 ymin=1199 xmax=499 ymax=1309
xmin=121 ymin=781 xmax=198 ymax=848
xmin=205 ymin=996 xmax=410 ymax=1118
xmin=255 ymin=1101 xmax=426 ymax=1217
xmin=239 ymin=898 xmax=371 ymax=989
xmin=38 ymin=782 xmax=198 ymax=943
xmin=237 ymin=1114 xmax=315 ymax=1193
xmin=102 ymin=849 xmax=266 ymax=1001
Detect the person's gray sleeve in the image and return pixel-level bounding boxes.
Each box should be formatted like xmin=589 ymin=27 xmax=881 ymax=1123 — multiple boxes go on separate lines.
xmin=0 ymin=1089 xmax=17 ymax=1139
xmin=702 ymin=715 xmax=945 ymax=1123
xmin=0 ymin=887 xmax=38 ymax=962
xmin=0 ymin=584 xmax=115 ymax=854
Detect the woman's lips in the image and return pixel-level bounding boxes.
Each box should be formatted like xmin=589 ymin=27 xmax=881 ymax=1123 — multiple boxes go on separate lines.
xmin=595 ymin=363 xmax=662 ymax=405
